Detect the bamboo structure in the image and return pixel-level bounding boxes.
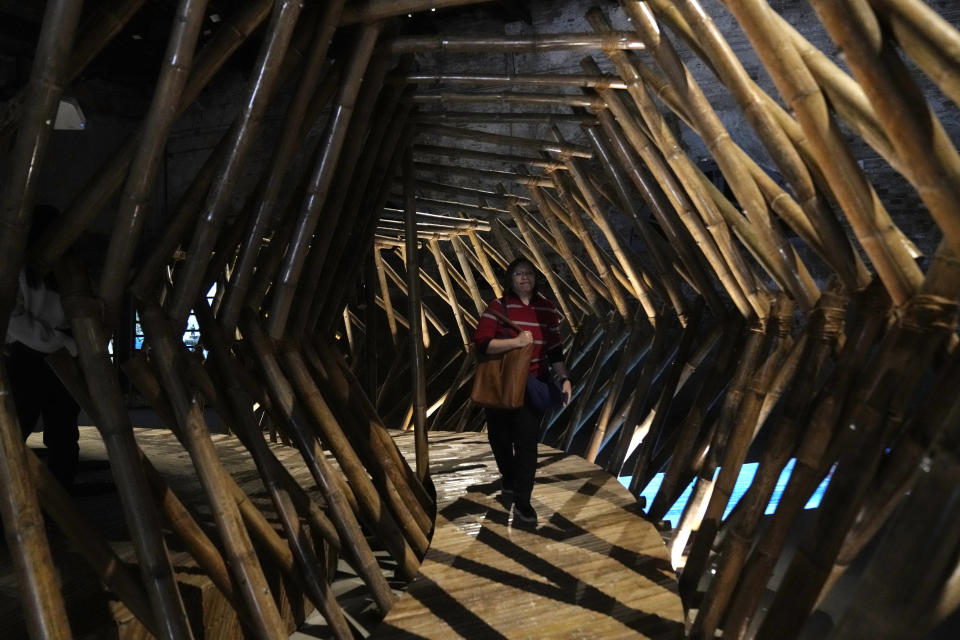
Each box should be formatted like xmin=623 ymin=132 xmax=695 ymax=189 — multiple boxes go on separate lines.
xmin=2 ymin=0 xmax=960 ymax=637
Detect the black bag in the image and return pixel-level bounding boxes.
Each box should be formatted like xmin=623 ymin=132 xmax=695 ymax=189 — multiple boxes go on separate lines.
xmin=526 ymin=373 xmax=563 ymax=412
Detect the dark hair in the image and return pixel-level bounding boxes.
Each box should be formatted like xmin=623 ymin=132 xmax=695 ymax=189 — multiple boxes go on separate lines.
xmin=502 ymin=256 xmax=540 ymax=297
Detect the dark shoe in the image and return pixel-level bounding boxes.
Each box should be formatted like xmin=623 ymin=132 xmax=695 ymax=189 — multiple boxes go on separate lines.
xmin=513 ymin=501 xmax=537 ymax=523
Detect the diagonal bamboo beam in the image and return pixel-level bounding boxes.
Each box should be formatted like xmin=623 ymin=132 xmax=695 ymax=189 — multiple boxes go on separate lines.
xmin=30 ymin=0 xmax=276 ymax=274
xmin=164 ymin=0 xmax=308 ymax=330
xmin=139 ymin=301 xmax=288 ymax=640
xmin=218 ymin=1 xmax=346 ymax=332
xmin=266 ymin=22 xmax=384 ymax=339
xmin=723 ymin=0 xmax=923 ymax=306
xmin=98 ymin=0 xmax=210 ymax=322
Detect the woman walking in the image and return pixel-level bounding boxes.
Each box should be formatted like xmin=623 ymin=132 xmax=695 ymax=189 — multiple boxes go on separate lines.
xmin=472 ymin=257 xmax=572 ymax=523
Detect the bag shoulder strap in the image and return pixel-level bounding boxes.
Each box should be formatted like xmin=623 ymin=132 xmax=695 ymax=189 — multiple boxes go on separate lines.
xmin=488 ymin=297 xmax=522 ymax=334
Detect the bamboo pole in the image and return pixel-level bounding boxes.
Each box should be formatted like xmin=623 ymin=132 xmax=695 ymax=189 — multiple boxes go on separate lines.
xmin=30 ymin=0 xmax=276 ymax=274
xmin=190 ymin=306 xmax=353 ymax=638
xmin=401 ymin=72 xmax=628 ymax=89
xmin=304 ymin=95 xmax=415 ymax=339
xmin=240 ymin=311 xmax=416 ymax=589
xmin=617 ymin=3 xmax=817 ymax=311
xmin=720 ymin=285 xmax=890 ymax=638
xmin=755 ymin=292 xmax=958 ymax=639
xmin=648 ymin=325 xmax=741 ymax=522
xmin=691 ymin=292 xmax=846 ymax=640
xmin=554 ymin=127 xmax=659 ymax=323
xmin=669 ymin=0 xmax=868 ymax=292
xmin=415 ymin=144 xmax=568 ymax=171
xmin=262 ymin=22 xmax=383 ymax=338
xmin=218 ymin=1 xmax=346 ymax=332
xmin=161 ymin=0 xmax=308 ymax=330
xmin=420 ymin=124 xmax=592 ymax=159
xmin=58 ymin=266 xmax=196 ymax=640
xmin=680 ymin=296 xmax=795 ymax=598
xmin=414 ymin=162 xmax=556 ymax=188
xmin=582 ymin=121 xmax=688 ymax=322
xmin=139 ymin=302 xmax=287 ymax=640
xmin=628 ymin=307 xmax=704 ymax=494
xmin=0 ymin=0 xmax=145 ymax=141
xmin=286 ymin=51 xmax=402 ymax=341
xmin=412 ymin=91 xmax=607 ymax=109
xmin=724 ymin=0 xmax=923 ymax=306
xmin=414 ymin=111 xmax=598 ymax=125
xmin=870 ymin=0 xmax=960 ymax=108
xmin=427 ymin=238 xmax=471 ymax=348
xmin=449 ymin=235 xmax=486 ymax=314
xmin=522 ymin=182 xmax=602 ymax=317
xmin=829 ymin=380 xmax=960 ymax=639
xmin=386 ymin=32 xmax=647 ymax=54
xmin=403 ymin=144 xmax=431 ymax=480
xmin=503 ymin=194 xmax=579 ymax=330
xmin=309 ymin=340 xmax=433 ymax=512
xmin=98 ymin=0 xmax=210 ymax=322
xmin=591 ymin=107 xmax=724 ymax=313
xmin=584 ymin=19 xmax=769 ymax=322
xmin=548 ymin=170 xmax=631 ymax=319
xmin=0 ymin=3 xmax=83 ymax=637
xmin=810 ymin=0 xmax=960 ymax=262
xmin=581 ymin=57 xmax=752 ymax=318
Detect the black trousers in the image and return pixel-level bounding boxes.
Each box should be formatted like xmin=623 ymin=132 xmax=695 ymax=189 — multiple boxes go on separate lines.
xmin=485 ymin=400 xmax=542 ymax=504
xmin=5 ymin=343 xmax=80 ymax=488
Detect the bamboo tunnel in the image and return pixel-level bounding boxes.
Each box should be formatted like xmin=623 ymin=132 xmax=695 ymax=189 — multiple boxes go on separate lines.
xmin=1 ymin=0 xmax=960 ymax=638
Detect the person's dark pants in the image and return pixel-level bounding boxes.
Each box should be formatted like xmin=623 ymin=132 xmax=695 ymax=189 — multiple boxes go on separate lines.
xmin=485 ymin=400 xmax=542 ymax=505
xmin=5 ymin=343 xmax=80 ymax=489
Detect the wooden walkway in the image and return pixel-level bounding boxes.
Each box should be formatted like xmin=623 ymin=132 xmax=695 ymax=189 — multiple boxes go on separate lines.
xmin=374 ymin=432 xmax=685 ymax=640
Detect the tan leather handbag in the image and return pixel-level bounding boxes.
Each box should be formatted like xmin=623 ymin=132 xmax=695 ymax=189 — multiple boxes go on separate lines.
xmin=470 ymin=304 xmax=533 ymax=409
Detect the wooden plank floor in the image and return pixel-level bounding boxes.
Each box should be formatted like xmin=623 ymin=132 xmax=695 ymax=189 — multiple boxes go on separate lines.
xmin=373 ymin=432 xmax=685 ymax=640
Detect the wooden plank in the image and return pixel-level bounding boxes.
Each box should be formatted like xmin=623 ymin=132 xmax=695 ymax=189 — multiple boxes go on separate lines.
xmin=375 ymin=432 xmax=684 ymax=639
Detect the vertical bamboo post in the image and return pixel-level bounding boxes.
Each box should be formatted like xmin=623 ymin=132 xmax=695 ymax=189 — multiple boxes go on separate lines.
xmin=374 ymin=247 xmax=400 ymax=343
xmin=404 ymin=144 xmax=430 ymax=481
xmin=98 ymin=0 xmax=210 ymax=321
xmin=265 ymin=22 xmax=383 ymax=338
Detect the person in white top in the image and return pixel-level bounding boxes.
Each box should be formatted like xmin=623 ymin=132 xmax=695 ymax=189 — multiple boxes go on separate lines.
xmin=3 ymin=205 xmax=80 ymax=490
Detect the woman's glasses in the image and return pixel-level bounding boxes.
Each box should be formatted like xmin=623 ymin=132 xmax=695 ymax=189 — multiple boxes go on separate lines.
xmin=512 ymin=270 xmax=535 ymax=278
